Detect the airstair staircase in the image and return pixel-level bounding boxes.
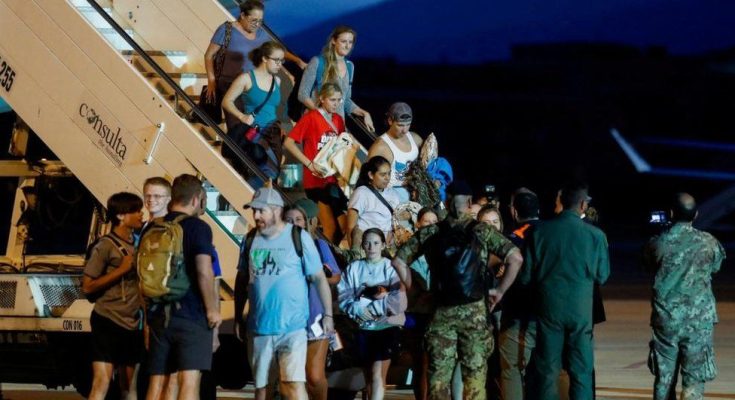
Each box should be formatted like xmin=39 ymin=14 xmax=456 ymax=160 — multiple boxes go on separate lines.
xmin=0 ymin=0 xmax=273 ymax=289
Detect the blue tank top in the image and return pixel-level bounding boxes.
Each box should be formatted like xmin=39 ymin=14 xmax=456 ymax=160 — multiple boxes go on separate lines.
xmin=241 ymin=70 xmax=280 ymax=128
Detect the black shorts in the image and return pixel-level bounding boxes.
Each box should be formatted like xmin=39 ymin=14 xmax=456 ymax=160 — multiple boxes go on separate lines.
xmin=90 ymin=311 xmax=143 ymax=366
xmin=305 ymin=185 xmax=348 ymax=216
xmin=147 ymin=315 xmax=213 ymax=375
xmin=355 ymin=327 xmax=401 ymax=363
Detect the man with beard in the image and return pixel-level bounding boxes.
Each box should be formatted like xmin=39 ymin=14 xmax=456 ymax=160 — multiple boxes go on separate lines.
xmin=234 ymin=188 xmax=334 ymax=400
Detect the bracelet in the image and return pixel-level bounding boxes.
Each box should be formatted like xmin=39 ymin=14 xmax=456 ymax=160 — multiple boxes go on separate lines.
xmin=323 ymin=314 xmax=333 ymax=318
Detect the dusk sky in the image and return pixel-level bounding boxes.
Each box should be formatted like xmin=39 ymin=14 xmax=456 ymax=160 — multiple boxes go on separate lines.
xmin=255 ymin=0 xmax=735 ymax=64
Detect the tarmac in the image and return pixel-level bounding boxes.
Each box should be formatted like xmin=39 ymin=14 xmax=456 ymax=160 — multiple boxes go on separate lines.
xmin=2 ymin=299 xmax=733 ymax=399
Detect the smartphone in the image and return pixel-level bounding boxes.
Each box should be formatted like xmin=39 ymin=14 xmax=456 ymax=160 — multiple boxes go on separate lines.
xmin=649 ymin=210 xmax=668 ymax=225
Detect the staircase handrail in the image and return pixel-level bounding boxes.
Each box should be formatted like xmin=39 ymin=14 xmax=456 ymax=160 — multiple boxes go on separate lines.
xmin=85 ymin=0 xmax=294 ymax=203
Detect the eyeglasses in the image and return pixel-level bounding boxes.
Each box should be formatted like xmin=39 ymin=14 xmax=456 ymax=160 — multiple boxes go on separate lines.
xmin=246 ymin=17 xmax=263 ymax=25
xmin=267 ymin=57 xmax=285 ymax=65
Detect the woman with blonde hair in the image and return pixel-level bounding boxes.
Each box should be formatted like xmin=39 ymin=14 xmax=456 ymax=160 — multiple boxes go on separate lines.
xmin=298 ymin=26 xmax=374 ymax=132
xmin=284 ymin=82 xmax=350 ymax=242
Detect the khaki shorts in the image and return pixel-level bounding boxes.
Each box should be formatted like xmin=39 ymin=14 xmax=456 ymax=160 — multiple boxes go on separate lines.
xmin=248 ymin=329 xmax=307 ymax=388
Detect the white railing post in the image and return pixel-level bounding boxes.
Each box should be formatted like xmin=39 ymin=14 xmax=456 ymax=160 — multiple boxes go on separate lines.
xmin=144 ymin=122 xmax=165 ymax=164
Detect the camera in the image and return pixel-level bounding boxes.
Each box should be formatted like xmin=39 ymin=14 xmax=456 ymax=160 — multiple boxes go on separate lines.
xmin=649 ymin=210 xmax=669 ymax=225
xmin=484 ymin=184 xmax=497 ymax=202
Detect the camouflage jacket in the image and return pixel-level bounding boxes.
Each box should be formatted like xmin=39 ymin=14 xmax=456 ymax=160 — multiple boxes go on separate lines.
xmin=395 ymin=213 xmax=518 ymax=305
xmin=644 ymin=222 xmax=725 ymax=329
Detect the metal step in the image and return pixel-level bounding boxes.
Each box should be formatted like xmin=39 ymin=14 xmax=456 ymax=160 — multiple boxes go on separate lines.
xmin=125 ymin=50 xmax=192 ymax=74
xmin=96 ymin=27 xmax=134 ymax=51
xmin=150 ymin=75 xmax=208 ymax=98
xmin=74 ymin=5 xmax=115 ymax=30
xmin=212 ymin=210 xmax=248 ymax=235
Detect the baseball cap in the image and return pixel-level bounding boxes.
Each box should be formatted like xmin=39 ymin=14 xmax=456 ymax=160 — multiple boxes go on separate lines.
xmin=294 ymin=198 xmax=318 ymax=219
xmin=387 ymin=102 xmax=412 ymax=123
xmin=243 ymin=187 xmax=284 ymax=209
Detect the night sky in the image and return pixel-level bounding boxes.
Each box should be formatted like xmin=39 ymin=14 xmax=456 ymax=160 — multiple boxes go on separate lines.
xmin=222 ymin=0 xmax=735 ymax=285
xmin=265 ymin=0 xmax=735 ymax=64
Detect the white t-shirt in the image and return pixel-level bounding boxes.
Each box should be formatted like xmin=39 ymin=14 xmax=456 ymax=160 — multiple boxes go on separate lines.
xmin=348 ymin=186 xmax=400 ymax=233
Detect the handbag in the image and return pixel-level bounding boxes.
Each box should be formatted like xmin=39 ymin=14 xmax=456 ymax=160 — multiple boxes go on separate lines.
xmin=312 ymin=132 xmax=355 ymax=178
xmin=194 ymin=22 xmax=232 ymax=124
xmin=243 ymin=76 xmax=276 ymax=142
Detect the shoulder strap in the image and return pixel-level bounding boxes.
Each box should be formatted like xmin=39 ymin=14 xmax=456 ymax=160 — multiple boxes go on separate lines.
xmin=367 ymin=186 xmax=394 ymax=214
xmin=313 ymin=55 xmax=325 ymax=95
xmin=252 ymin=76 xmax=276 ymax=118
xmin=213 ymin=22 xmax=232 ymax=79
xmin=172 ymin=214 xmax=190 ymax=225
xmin=346 ymin=59 xmax=354 ymax=85
xmin=237 ymin=229 xmax=258 ymax=272
xmin=105 ymin=233 xmax=129 ymax=257
xmin=290 ymin=225 xmax=307 ymax=278
xmin=223 ymin=21 xmax=233 ymax=50
xmin=245 ymin=230 xmax=257 ymax=252
xmin=317 ymin=109 xmax=340 ymax=133
xmin=291 ymin=225 xmax=304 ymax=258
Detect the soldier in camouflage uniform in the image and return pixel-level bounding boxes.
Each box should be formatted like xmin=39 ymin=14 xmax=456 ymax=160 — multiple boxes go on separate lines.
xmin=643 ymin=193 xmax=724 ymax=400
xmin=392 ymin=189 xmax=523 ymax=400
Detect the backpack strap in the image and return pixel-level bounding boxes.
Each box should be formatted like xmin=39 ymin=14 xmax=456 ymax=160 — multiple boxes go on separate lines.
xmin=239 ymin=226 xmax=306 ymax=277
xmin=313 ymin=55 xmax=325 ymax=96
xmin=104 ymin=233 xmax=130 ymax=257
xmin=291 ymin=225 xmax=305 ymax=276
xmin=314 ymin=55 xmax=354 ymax=93
xmin=237 ymin=229 xmax=258 ymax=273
xmin=171 ymin=214 xmax=191 ymax=225
xmin=345 ymin=59 xmax=354 ymax=85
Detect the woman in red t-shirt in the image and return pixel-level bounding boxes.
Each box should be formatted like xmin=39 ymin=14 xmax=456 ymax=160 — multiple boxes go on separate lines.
xmin=284 ymin=83 xmax=349 ymax=242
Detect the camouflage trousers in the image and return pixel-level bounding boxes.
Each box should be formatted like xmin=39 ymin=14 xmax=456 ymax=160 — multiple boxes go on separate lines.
xmin=425 ymin=300 xmax=492 ymax=400
xmin=649 ymin=324 xmax=717 ymax=400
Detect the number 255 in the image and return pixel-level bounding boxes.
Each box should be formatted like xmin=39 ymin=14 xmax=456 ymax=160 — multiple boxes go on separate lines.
xmin=0 ymin=61 xmax=15 ymax=92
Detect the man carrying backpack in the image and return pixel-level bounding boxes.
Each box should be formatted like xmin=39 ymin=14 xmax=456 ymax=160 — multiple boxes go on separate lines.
xmin=82 ymin=192 xmax=144 ymax=400
xmin=142 ymin=174 xmax=220 ymax=400
xmin=234 ymin=187 xmax=334 ymax=400
xmin=392 ymin=183 xmax=523 ymax=400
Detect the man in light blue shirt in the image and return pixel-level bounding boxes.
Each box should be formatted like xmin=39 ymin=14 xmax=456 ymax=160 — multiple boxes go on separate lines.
xmin=234 ymin=187 xmax=334 ymax=400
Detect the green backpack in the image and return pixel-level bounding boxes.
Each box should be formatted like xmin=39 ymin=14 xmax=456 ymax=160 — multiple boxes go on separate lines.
xmin=137 ymin=214 xmax=190 ymax=303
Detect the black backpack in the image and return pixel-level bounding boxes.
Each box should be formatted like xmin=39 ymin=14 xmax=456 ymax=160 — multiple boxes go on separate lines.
xmin=238 ymin=225 xmax=304 ymax=275
xmin=430 ymin=220 xmax=490 ymax=306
